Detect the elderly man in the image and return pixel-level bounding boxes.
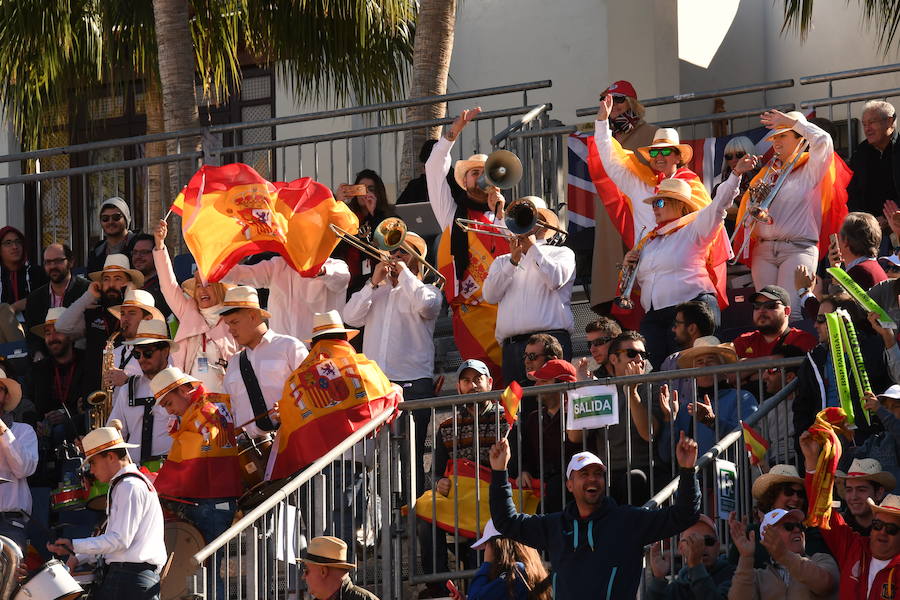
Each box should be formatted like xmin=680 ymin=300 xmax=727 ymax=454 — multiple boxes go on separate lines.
xmin=299 ymin=536 xmax=379 ymax=600
xmin=0 ymin=369 xmax=38 ymax=554
xmin=576 ymin=317 xmax=622 ymax=379
xmin=648 ymin=514 xmax=735 ymax=599
xmin=24 ymin=243 xmax=89 ymax=357
xmin=848 ymin=100 xmax=898 ymax=219
xmin=835 ymin=457 xmax=895 ymax=536
xmin=85 ymin=197 xmax=139 ymax=274
xmin=732 ymin=285 xmax=817 ymax=360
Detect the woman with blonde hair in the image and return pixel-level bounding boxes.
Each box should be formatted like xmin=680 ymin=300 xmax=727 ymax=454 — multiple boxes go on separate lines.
xmin=714 ymin=136 xmax=759 ymax=198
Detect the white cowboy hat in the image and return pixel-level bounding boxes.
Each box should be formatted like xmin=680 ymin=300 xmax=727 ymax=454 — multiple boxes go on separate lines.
xmin=298 ymin=536 xmax=355 ymax=570
xmin=306 ymin=310 xmax=359 ymax=343
xmin=82 ymin=419 xmax=139 ymax=460
xmin=638 ymin=128 xmax=694 ymax=165
xmin=641 ymin=178 xmax=706 ymax=214
xmin=677 ymin=336 xmax=738 ymax=369
xmin=453 ymin=153 xmax=488 ymax=190
xmin=216 ymin=286 xmax=272 ymax=319
xmin=88 ymin=253 xmax=144 ymax=288
xmin=868 ymin=494 xmax=900 ymax=518
xmin=403 ymin=231 xmax=428 ymax=259
xmin=752 ymin=464 xmax=804 ymax=500
xmin=0 ymin=367 xmax=21 ymax=413
xmin=836 ymin=458 xmax=897 ymax=493
xmin=108 ymin=288 xmax=165 ymax=322
xmin=764 ymin=111 xmax=809 ymax=142
xmin=30 ymin=307 xmax=67 ymax=338
xmin=151 ymin=366 xmax=200 ymax=401
xmin=123 ymin=319 xmax=179 ymax=352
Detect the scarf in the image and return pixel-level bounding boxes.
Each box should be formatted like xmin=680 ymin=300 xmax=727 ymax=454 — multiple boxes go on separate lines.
xmin=199 ymin=305 xmax=222 ymax=329
xmin=609 ymin=110 xmax=642 ymax=135
xmin=805 ymin=407 xmax=852 ymax=529
xmin=450 ymin=193 xmax=492 ymax=281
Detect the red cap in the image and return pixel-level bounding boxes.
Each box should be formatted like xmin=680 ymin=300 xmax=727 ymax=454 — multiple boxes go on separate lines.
xmin=527 ymin=359 xmax=578 ymax=383
xmin=605 ymin=80 xmax=637 ymax=99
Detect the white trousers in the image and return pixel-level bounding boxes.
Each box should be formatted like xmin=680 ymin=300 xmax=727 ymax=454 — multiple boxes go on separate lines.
xmin=751 ymin=240 xmax=819 ymax=320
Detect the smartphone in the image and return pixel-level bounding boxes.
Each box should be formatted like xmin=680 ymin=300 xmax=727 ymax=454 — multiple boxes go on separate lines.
xmin=829 ymin=233 xmax=838 ymax=249
xmin=446 ymin=580 xmax=463 ymax=599
xmin=345 ymin=184 xmax=368 ymax=197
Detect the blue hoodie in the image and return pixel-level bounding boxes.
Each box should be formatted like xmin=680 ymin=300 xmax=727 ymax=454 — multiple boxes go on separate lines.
xmin=489 ymin=468 xmax=700 ymax=600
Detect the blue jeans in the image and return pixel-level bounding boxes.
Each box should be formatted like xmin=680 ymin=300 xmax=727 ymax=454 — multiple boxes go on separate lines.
xmin=325 ymin=461 xmax=378 ymax=564
xmin=94 ymin=564 xmax=160 ymax=600
xmin=641 ymin=293 xmax=720 ymax=370
xmin=179 ymin=498 xmax=237 ymax=599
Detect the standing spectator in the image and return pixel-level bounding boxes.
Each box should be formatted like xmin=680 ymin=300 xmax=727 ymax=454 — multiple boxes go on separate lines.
xmin=732 ymin=286 xmax=817 ymax=360
xmin=0 ymin=368 xmax=38 ymax=554
xmin=483 ymin=198 xmax=576 ymax=388
xmin=85 ymin=197 xmax=139 ymax=274
xmin=396 ymin=139 xmax=439 ymax=205
xmin=835 ymin=457 xmax=895 ymax=536
xmin=129 ymin=233 xmax=171 ymax=319
xmin=576 ymin=317 xmax=622 ymax=379
xmin=647 ymin=514 xmax=735 ymax=600
xmin=712 ymin=136 xmax=759 ymax=202
xmin=24 ymin=243 xmax=89 ymax=358
xmin=848 ymin=100 xmax=898 ymax=218
xmin=0 ymin=225 xmax=47 ymax=327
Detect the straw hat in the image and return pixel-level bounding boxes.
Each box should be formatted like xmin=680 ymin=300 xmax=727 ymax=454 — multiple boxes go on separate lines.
xmin=676 ymin=336 xmax=738 ymax=369
xmin=180 ymin=276 xmax=234 ymax=298
xmin=404 ymin=231 xmax=428 ymax=259
xmin=298 ymin=536 xmax=355 ymax=570
xmin=638 ymin=128 xmax=694 ymax=165
xmin=752 ymin=464 xmax=804 ymax=500
xmin=108 ymin=289 xmax=165 ymax=322
xmin=123 ymin=319 xmax=179 ymax=352
xmin=520 ymin=195 xmax=560 ymax=230
xmin=151 ymin=366 xmax=199 ymax=401
xmin=216 ymin=286 xmax=272 ymax=319
xmin=471 ymin=519 xmax=502 ymax=550
xmin=868 ymin=494 xmax=900 ymax=519
xmin=307 ymin=310 xmax=358 ymax=343
xmin=641 ymin=178 xmax=706 ymax=214
xmin=836 ymin=458 xmax=897 ymax=492
xmin=82 ymin=420 xmax=138 ymax=460
xmin=88 ymin=254 xmax=144 ymax=288
xmin=30 ymin=307 xmax=67 ymax=338
xmin=453 ymin=153 xmax=488 ymax=190
xmin=0 ymin=368 xmax=21 ymax=413
xmin=764 ymin=111 xmax=808 ymax=142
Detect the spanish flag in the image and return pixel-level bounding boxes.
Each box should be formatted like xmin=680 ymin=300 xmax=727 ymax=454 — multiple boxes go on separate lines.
xmin=500 ymin=382 xmax=523 ymax=427
xmin=740 ymin=421 xmax=769 ymax=466
xmin=415 ymin=459 xmax=541 ymax=538
xmin=170 ymin=163 xmax=358 ymax=283
xmin=270 ymin=339 xmax=401 ymax=480
xmin=154 ymin=390 xmax=242 ymax=499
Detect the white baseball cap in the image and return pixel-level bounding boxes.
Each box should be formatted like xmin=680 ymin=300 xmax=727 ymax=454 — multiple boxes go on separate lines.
xmin=566 ymin=452 xmax=606 ymax=479
xmin=760 ymin=508 xmax=804 ymax=538
xmin=470 ymin=519 xmax=502 ymax=550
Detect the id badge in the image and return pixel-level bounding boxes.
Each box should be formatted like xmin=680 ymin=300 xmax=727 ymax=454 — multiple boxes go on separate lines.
xmin=197 ymin=355 xmax=209 ymax=373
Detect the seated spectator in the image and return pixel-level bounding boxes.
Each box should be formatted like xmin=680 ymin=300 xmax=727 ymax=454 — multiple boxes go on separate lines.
xmin=835 ymin=457 xmax=895 ymax=535
xmin=647 ymin=514 xmax=735 ymax=599
xmin=662 ymin=300 xmax=717 ymax=371
xmin=300 ymin=536 xmax=380 ymax=600
xmin=847 ymin=100 xmax=898 ymax=219
xmin=712 ymin=136 xmax=759 ymax=202
xmin=576 ymin=317 xmax=622 ymax=379
xmin=85 ymin=197 xmax=139 ymax=274
xmin=878 ymin=254 xmax=900 ymax=279
xmin=727 ymin=508 xmax=839 ymax=599
xmin=800 ymin=430 xmax=900 ymax=597
xmin=0 ymin=226 xmax=47 ymax=336
xmin=732 ymin=285 xmax=816 ymax=360
xmin=842 ymin=388 xmax=900 ymax=496
xmin=760 ymin=343 xmax=805 ymax=465
xmin=522 ymin=333 xmax=563 ymax=384
xmin=129 ymin=233 xmax=171 ymax=319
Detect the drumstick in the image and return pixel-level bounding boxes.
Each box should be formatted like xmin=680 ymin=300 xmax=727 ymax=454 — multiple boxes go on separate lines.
xmin=235 ymin=407 xmax=278 ymax=431
xmin=160 ymin=552 xmax=175 ymax=581
xmin=158 ymin=494 xmax=199 ymax=506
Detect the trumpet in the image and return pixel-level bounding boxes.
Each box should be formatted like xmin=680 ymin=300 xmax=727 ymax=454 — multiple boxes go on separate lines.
xmin=614 ymin=227 xmax=647 ymax=310
xmin=455 ymin=197 xmax=568 ymax=242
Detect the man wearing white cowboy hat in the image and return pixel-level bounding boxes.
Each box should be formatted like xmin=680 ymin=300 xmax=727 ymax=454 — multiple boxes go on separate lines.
xmin=0 ymin=367 xmax=37 ymax=554
xmin=299 ymin=536 xmax=379 ymax=600
xmin=48 ymin=421 xmax=166 ymax=599
xmin=107 ymin=319 xmax=176 ymax=465
xmin=85 ymin=196 xmax=139 ymax=274
xmin=835 ymin=457 xmax=896 ymax=536
xmin=482 ymin=195 xmax=576 ymax=390
xmin=425 ymin=106 xmax=512 ymax=384
xmin=220 ymin=285 xmax=308 ymax=441
xmin=101 ymin=288 xmax=166 ymax=388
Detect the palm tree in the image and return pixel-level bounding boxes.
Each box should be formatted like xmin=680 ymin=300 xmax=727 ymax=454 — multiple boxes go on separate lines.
xmin=782 ymin=0 xmax=900 ymax=49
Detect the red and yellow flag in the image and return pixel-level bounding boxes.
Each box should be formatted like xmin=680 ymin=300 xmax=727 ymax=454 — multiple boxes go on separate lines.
xmin=154 ymin=390 xmax=242 ymax=499
xmin=170 ymin=163 xmax=358 ymax=282
xmin=270 ymin=339 xmax=401 ymax=480
xmin=500 ymin=381 xmax=523 ymax=426
xmin=804 ymin=407 xmax=848 ymax=530
xmin=740 ymin=421 xmax=769 ymax=466
xmin=415 ymin=459 xmax=541 ymax=539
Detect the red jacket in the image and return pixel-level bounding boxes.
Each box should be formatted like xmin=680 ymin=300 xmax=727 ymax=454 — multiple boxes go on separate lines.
xmin=806 ymin=473 xmax=900 ymax=599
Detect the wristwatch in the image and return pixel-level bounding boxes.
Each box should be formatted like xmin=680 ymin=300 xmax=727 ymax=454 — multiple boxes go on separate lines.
xmin=797 ymin=287 xmax=809 ymax=297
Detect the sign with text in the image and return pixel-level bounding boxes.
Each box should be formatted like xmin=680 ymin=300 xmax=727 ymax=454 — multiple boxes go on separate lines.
xmin=566 ymin=385 xmax=619 ymax=430
xmin=716 ymin=459 xmax=737 ymax=520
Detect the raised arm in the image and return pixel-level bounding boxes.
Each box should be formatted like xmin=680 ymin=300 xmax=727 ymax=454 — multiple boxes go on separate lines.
xmin=523 ymin=244 xmax=576 ymax=291
xmin=152 ymin=219 xmax=196 ymax=320
xmin=481 ymin=255 xmax=514 ymax=304
xmin=487 ymin=438 xmax=552 ymax=550
xmin=692 ymin=155 xmax=759 ymax=246
xmin=54 ymin=286 xmax=97 ymax=337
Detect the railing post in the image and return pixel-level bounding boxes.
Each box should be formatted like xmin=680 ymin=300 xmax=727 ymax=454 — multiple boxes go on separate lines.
xmin=247 ymin=523 xmax=260 ymax=600
xmin=201 ymin=127 xmax=223 ymax=167
xmin=378 ymin=424 xmax=394 ymax=599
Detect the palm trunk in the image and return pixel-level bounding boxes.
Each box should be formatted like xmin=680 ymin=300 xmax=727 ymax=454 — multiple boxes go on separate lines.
xmin=399 ymin=0 xmax=456 ymax=190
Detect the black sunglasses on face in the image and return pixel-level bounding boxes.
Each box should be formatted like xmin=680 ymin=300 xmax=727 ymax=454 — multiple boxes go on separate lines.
xmin=724 ymin=152 xmax=746 ymax=161
xmin=781 ymin=486 xmax=805 ymax=498
xmin=100 ymin=213 xmax=124 ymax=223
xmin=752 ymin=300 xmax=781 ymax=311
xmin=779 ymin=521 xmax=806 ymax=533
xmin=523 ymin=352 xmax=546 ymax=361
xmin=873 ymin=519 xmax=900 ymax=535
xmin=132 ymin=345 xmax=163 ymax=360
xmin=616 ymin=348 xmax=648 ymax=359
xmin=588 ymin=337 xmax=613 ymax=348
xmin=612 ymin=94 xmax=628 ymax=104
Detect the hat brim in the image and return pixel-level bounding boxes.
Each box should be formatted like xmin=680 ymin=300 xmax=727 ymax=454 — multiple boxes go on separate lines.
xmin=454 ymin=158 xmax=486 ymax=190
xmin=471 ymin=530 xmax=501 ymax=550
xmin=0 ymin=376 xmax=22 ymax=412
xmin=89 ymin=268 xmax=145 ymax=288
xmin=153 ymin=376 xmax=200 ymax=401
xmin=751 ymin=473 xmax=804 ymax=500
xmin=108 ymin=304 xmax=165 ymax=323
xmin=304 ymin=327 xmax=359 ymax=345
xmin=181 ymin=278 xmax=236 ymax=296
xmin=868 ymin=496 xmax=900 ymax=518
xmin=676 ymin=345 xmax=737 ymax=369
xmin=764 ymin=127 xmax=804 ymax=142
xmin=297 ymin=555 xmax=355 ymax=570
xmin=836 ymin=470 xmax=897 ymax=493
xmin=84 ymin=440 xmax=140 ymax=460
xmin=638 ymin=143 xmax=694 ymax=166
xmin=216 ymin=305 xmax=273 ymax=320
xmin=30 ymin=321 xmax=54 ymax=338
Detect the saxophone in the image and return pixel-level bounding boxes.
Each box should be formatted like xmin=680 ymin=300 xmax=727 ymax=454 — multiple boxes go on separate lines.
xmin=87 ymin=330 xmax=121 ymax=430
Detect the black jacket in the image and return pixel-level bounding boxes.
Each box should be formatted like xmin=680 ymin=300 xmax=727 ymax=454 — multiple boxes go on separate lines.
xmin=24 ymin=275 xmax=90 ymax=356
xmin=847 ymin=131 xmax=900 ymax=216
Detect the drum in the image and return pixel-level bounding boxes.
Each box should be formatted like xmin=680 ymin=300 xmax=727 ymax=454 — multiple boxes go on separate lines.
xmin=161 ymin=519 xmax=205 ymax=600
xmin=50 ymin=483 xmax=88 ymax=511
xmin=14 ymin=559 xmax=83 ymax=600
xmin=237 ymin=434 xmax=273 ymax=488
xmin=71 ymin=571 xmax=94 ymax=596
xmin=85 ymin=481 xmax=109 ymax=512
xmin=237 ymin=479 xmax=287 ymax=514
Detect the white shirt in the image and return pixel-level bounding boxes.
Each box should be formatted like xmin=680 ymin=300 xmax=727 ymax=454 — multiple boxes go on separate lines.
xmin=482 ymin=240 xmax=576 ymax=341
xmin=107 ymin=375 xmax=173 ymax=462
xmin=425 ymin=136 xmax=503 ymax=231
xmin=73 ymin=464 xmax=167 ymax=568
xmin=343 ymin=264 xmax=442 ymax=381
xmin=635 ymin=172 xmax=736 ymax=311
xmin=223 ymin=329 xmax=309 ymax=439
xmin=0 ymin=422 xmax=38 ymax=513
xmin=222 ymin=257 xmax=350 ymax=341
xmin=869 ymin=556 xmax=892 ymax=594
xmin=112 ymin=343 xmax=146 ymax=379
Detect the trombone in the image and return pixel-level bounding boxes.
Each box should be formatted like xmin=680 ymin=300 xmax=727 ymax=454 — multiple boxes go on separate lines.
xmin=455 ymin=197 xmax=568 ymax=242
xmin=330 ymin=218 xmax=446 ymax=289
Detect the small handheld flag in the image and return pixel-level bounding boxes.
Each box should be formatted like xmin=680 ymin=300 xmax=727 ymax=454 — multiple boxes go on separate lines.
xmin=741 ymin=421 xmax=769 ymax=466
xmin=500 ymin=381 xmax=523 ymax=428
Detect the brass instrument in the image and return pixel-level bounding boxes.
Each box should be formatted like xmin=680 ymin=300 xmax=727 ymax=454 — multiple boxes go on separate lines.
xmin=0 ymin=535 xmax=22 ymax=600
xmin=455 ymin=196 xmax=568 ymax=241
xmin=87 ymin=330 xmax=120 ymax=430
xmin=614 ymin=227 xmax=647 ymax=310
xmin=465 ymin=150 xmax=523 ymax=210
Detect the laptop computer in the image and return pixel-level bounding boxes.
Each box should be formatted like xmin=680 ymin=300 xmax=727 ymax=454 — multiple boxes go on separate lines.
xmin=393 ymin=202 xmax=443 ymax=237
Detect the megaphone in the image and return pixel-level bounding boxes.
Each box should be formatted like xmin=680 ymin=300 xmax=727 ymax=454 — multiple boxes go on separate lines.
xmin=476 ymin=150 xmax=523 ymax=190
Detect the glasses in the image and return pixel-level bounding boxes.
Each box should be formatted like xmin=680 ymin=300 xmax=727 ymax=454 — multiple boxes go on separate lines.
xmin=873 ymin=519 xmax=900 ymax=535
xmin=616 ymin=348 xmax=648 ymax=359
xmin=523 ymin=352 xmax=546 ymax=361
xmin=752 ymin=300 xmax=781 ymax=311
xmin=612 ymin=94 xmax=628 ymax=104
xmin=724 ymin=152 xmax=746 ymax=161
xmin=779 ymin=521 xmax=806 ymax=533
xmin=588 ymin=337 xmax=613 ymax=348
xmin=781 ymin=486 xmax=805 ymax=498
xmin=815 ymin=314 xmax=828 ymax=324
xmin=1 ymin=239 xmax=23 ymax=247
xmin=651 ymin=198 xmax=671 ymax=209
xmin=132 ymin=346 xmax=163 ymax=360
xmin=100 ymin=213 xmax=124 ymax=223
xmin=648 ymin=148 xmax=676 ymax=158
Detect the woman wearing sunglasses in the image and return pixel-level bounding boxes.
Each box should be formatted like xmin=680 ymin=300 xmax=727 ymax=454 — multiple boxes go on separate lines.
xmin=712 ymin=136 xmax=759 ymax=205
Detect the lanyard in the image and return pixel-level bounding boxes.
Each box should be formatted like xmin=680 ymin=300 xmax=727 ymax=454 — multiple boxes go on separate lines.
xmin=53 ymin=361 xmax=76 ymax=405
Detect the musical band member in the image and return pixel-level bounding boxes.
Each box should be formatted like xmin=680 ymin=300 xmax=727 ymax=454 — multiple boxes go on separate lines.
xmin=107 ymin=319 xmax=175 ymax=465
xmin=482 ymin=197 xmax=575 ymax=389
xmin=104 ymin=289 xmax=166 ymax=387
xmin=152 ymin=220 xmax=238 ymax=392
xmin=0 ymin=368 xmax=38 ymax=554
xmin=426 ymin=107 xmax=510 ymax=384
xmin=48 ymin=422 xmax=166 ymax=600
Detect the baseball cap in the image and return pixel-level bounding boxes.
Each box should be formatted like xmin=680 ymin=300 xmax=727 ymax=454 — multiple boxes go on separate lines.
xmin=566 ymin=452 xmax=606 ymax=479
xmin=752 ymin=285 xmax=790 ymax=307
xmin=527 ymin=359 xmax=577 ymax=383
xmin=470 ymin=519 xmax=502 ymax=550
xmin=878 ymin=384 xmax=900 ymax=402
xmin=605 ymin=80 xmax=637 ymax=99
xmin=456 ymin=359 xmax=491 ymax=379
xmin=760 ymin=508 xmax=804 ymax=537
xmin=878 ymin=254 xmax=900 ymax=269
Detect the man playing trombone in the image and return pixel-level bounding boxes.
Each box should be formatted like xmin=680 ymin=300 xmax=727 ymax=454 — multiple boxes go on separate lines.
xmin=482 ymin=196 xmax=576 ymax=390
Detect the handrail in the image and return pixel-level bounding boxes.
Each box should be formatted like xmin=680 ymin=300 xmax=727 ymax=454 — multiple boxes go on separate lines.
xmin=800 ymin=63 xmax=900 ymax=85
xmin=193 ymin=407 xmax=396 ymax=564
xmin=399 ymin=357 xmax=804 ymax=411
xmin=653 ymin=103 xmax=795 ymax=129
xmin=0 ymin=80 xmax=552 ymax=165
xmin=0 ymin=151 xmax=203 ymax=186
xmin=574 ymin=79 xmax=794 ymax=117
xmin=800 ymin=87 xmax=900 ymax=109
xmin=642 ymin=378 xmax=798 ymax=510
xmin=490 ymin=104 xmax=550 ymax=146
xmin=508 ymin=125 xmax=577 ymax=140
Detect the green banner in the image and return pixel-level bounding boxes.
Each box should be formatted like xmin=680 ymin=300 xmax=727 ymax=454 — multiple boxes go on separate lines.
xmin=826 ymin=312 xmax=856 ymax=428
xmin=827 ymin=267 xmax=894 ymax=327
xmin=837 ymin=309 xmax=872 ymax=425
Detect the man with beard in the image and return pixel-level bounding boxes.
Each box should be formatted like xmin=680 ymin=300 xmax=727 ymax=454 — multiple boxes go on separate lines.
xmin=732 ymin=285 xmax=816 ymax=360
xmin=85 ymin=197 xmax=139 ymax=274
xmin=55 ymin=254 xmax=147 ymax=393
xmin=129 ymin=233 xmax=171 ymax=319
xmin=24 ymin=243 xmax=89 ymax=358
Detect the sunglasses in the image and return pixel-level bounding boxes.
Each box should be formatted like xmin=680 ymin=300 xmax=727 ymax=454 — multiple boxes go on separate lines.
xmin=752 ymin=300 xmax=781 ymax=311
xmin=616 ymin=348 xmax=648 ymax=359
xmin=612 ymin=94 xmax=628 ymax=104
xmin=779 ymin=521 xmax=806 ymax=533
xmin=781 ymin=486 xmax=805 ymax=498
xmin=873 ymin=519 xmax=900 ymax=536
xmin=588 ymin=337 xmax=613 ymax=348
xmin=651 ymin=198 xmax=671 ymax=209
xmin=523 ymin=352 xmax=546 ymax=361
xmin=815 ymin=314 xmax=828 ymax=324
xmin=648 ymin=148 xmax=676 ymax=158
xmin=132 ymin=345 xmax=164 ymax=359
xmin=724 ymin=152 xmax=746 ymax=161
xmin=100 ymin=213 xmax=124 ymax=223
xmin=681 ymin=535 xmax=718 ymax=547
